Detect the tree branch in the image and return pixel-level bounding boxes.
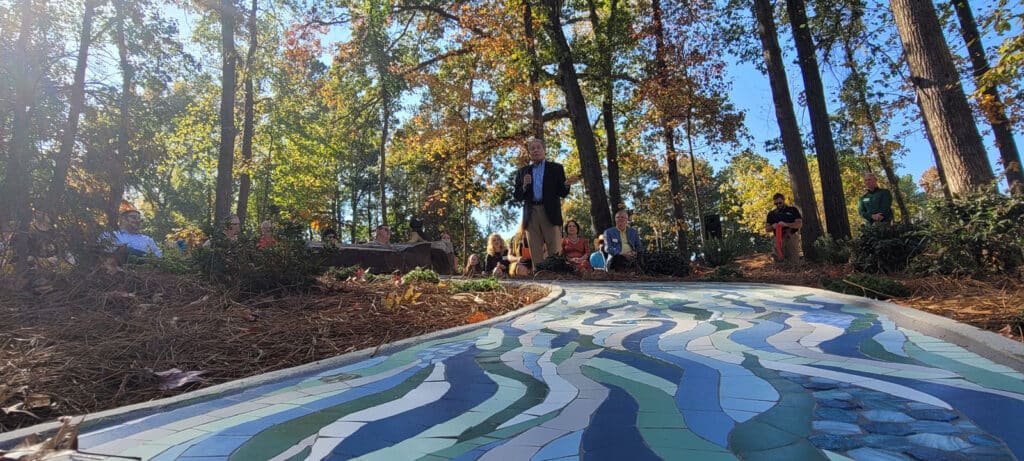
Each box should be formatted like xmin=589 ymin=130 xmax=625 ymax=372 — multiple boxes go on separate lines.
xmin=393 ymin=2 xmax=491 ymax=38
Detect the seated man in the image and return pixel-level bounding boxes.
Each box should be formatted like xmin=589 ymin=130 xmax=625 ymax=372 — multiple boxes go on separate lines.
xmin=602 ymin=210 xmax=642 ymax=271
xmin=372 ymin=224 xmax=391 ymax=246
xmin=106 ymin=210 xmax=161 ymax=257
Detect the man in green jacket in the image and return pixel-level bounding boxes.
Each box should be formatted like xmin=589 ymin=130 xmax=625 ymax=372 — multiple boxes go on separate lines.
xmin=858 ymin=173 xmax=893 ymax=225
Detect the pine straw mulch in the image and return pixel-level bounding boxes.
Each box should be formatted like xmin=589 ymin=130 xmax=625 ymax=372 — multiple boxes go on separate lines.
xmin=727 ymin=254 xmax=1024 ymax=344
xmin=0 ymin=269 xmax=546 ymax=433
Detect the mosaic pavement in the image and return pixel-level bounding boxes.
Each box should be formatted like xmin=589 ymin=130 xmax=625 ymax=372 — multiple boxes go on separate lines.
xmin=64 ymin=283 xmax=1024 ymax=460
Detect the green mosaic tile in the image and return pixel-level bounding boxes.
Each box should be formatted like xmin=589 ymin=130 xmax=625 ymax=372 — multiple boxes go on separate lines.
xmin=636 ymin=410 xmax=687 ymax=429
xmin=550 ymin=341 xmax=579 ymax=365
xmin=859 ymin=337 xmax=918 ymax=365
xmin=284 ymin=446 xmax=311 ymax=461
xmin=711 ymin=320 xmax=739 ymax=331
xmin=742 ymin=441 xmax=829 ymax=461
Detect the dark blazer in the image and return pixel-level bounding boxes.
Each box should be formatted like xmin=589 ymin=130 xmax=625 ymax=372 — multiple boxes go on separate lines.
xmin=513 ymin=160 xmax=570 ymax=227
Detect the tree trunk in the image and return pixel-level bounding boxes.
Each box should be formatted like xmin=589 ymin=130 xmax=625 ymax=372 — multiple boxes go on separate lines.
xmin=379 ymin=89 xmax=390 ymax=225
xmin=108 ymin=0 xmax=133 ymax=229
xmin=890 ymin=0 xmax=993 ymax=194
xmin=350 ymin=189 xmax=359 ymax=243
xmin=842 ymin=41 xmax=910 ymax=222
xmin=919 ymin=94 xmax=954 ymax=202
xmin=236 ymin=0 xmax=257 ymax=227
xmin=951 ymin=0 xmax=1022 ymax=194
xmin=538 ymin=0 xmax=613 ymax=233
xmin=652 ymin=0 xmax=689 ymax=259
xmin=1 ymin=0 xmax=38 ymax=270
xmin=685 ymin=115 xmax=705 ymax=247
xmin=786 ymin=0 xmax=850 ymax=239
xmin=587 ymin=0 xmax=623 ymax=213
xmin=46 ymin=0 xmax=96 ymax=215
xmin=752 ymin=0 xmax=822 ymax=258
xmin=524 ymin=2 xmax=544 ymax=140
xmin=214 ymin=0 xmax=237 ymax=224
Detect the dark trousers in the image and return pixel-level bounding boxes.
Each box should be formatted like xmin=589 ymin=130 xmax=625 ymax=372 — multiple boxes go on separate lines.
xmin=608 ymin=254 xmax=639 ymax=272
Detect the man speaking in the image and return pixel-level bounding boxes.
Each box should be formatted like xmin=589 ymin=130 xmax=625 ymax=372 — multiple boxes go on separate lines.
xmin=513 ymin=138 xmax=577 ymax=269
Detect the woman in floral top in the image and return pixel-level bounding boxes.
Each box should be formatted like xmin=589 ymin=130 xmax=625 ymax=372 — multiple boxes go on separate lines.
xmin=560 ymin=220 xmax=591 ymax=271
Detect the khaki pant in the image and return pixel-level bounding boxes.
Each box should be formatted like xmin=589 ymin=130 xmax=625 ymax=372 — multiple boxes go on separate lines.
xmin=525 ymin=204 xmax=561 ymax=268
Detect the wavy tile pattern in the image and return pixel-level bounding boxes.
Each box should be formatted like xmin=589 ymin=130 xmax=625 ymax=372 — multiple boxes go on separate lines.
xmin=72 ymin=282 xmax=1022 ymax=460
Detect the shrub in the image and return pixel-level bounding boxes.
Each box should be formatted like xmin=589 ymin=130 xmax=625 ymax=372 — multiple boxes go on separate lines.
xmin=191 ymin=221 xmax=320 ymax=295
xmin=534 ymin=255 xmax=574 ymax=274
xmin=813 ymin=235 xmax=851 ymax=265
xmin=642 ymin=250 xmax=691 ymax=277
xmin=451 ymin=277 xmax=502 ymax=293
xmin=699 ymin=232 xmax=762 ymax=267
xmin=911 ymin=191 xmax=1024 ymax=277
xmin=136 ymin=243 xmax=193 ymax=274
xmin=402 ymin=267 xmax=440 ymax=284
xmin=701 ymin=266 xmax=742 ymax=281
xmin=327 ymin=265 xmax=361 ymax=281
xmin=851 ymin=223 xmax=928 ymax=274
xmin=822 ymin=274 xmax=911 ymax=300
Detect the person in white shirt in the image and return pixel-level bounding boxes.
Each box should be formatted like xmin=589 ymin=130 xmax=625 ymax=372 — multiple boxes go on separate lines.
xmin=106 ymin=210 xmax=161 ymax=257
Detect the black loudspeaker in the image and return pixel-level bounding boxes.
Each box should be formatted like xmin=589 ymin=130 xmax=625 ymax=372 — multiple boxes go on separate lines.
xmin=703 ymin=214 xmax=722 ymax=240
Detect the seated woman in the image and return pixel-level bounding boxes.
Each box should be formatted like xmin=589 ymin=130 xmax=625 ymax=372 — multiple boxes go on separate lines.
xmin=589 ymin=236 xmax=606 ymax=271
xmin=481 ymin=233 xmax=510 ymax=276
xmin=257 ymin=220 xmax=277 ymax=249
xmin=507 ymin=228 xmax=532 ymax=277
xmin=561 ymin=220 xmax=591 ymax=272
xmin=203 ymin=214 xmax=241 ymax=248
xmin=321 ymin=227 xmax=340 ymax=248
xmin=463 ymin=253 xmax=481 ymax=276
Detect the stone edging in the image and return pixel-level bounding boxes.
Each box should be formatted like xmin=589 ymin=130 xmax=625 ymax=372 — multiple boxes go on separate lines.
xmin=0 ymin=282 xmax=563 ymax=447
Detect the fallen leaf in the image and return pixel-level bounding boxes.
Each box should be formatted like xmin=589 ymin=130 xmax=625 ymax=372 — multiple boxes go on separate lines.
xmin=23 ymin=393 xmax=51 ymax=409
xmin=186 ymin=295 xmax=210 ymax=307
xmin=1 ymin=402 xmax=39 ymax=419
xmin=152 ymin=368 xmax=208 ymax=390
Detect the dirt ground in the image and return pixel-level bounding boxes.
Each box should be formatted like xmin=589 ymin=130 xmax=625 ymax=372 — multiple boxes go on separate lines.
xmin=0 ymin=269 xmax=545 ymax=433
xmin=2 ymin=258 xmax=1021 ymax=434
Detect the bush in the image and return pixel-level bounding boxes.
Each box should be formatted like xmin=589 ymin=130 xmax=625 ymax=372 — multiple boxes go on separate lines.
xmin=813 ymin=235 xmax=851 ymax=265
xmin=402 ymin=267 xmax=440 ymax=284
xmin=642 ymin=250 xmax=691 ymax=277
xmin=911 ymin=191 xmax=1024 ymax=277
xmin=327 ymin=265 xmax=361 ymax=281
xmin=701 ymin=266 xmax=742 ymax=281
xmin=191 ymin=221 xmax=320 ymax=295
xmin=136 ymin=244 xmax=193 ymax=274
xmin=822 ymin=274 xmax=911 ymax=300
xmin=699 ymin=232 xmax=764 ymax=267
xmin=534 ymin=255 xmax=574 ymax=274
xmin=851 ymin=223 xmax=928 ymax=274
xmin=451 ymin=277 xmax=503 ymax=293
